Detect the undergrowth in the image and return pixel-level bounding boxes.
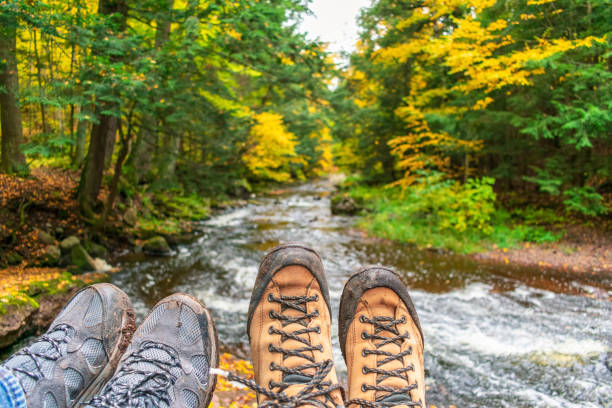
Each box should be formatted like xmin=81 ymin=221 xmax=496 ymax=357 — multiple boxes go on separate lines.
xmin=343 ymin=174 xmax=566 ymax=254
xmin=0 ymin=269 xmax=108 ymax=314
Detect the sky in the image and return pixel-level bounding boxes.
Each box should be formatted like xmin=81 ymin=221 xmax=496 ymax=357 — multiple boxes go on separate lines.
xmin=298 ymin=0 xmax=371 ymax=64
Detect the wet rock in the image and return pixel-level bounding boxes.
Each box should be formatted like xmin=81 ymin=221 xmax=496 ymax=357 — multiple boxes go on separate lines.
xmin=39 ymin=245 xmax=61 ymax=266
xmin=143 ymin=236 xmax=171 ymax=256
xmin=70 ymin=244 xmax=97 ymax=272
xmin=85 ymin=242 xmax=108 ymax=259
xmin=39 ymin=230 xmax=56 ymax=245
xmin=330 ymin=192 xmax=364 ymax=215
xmin=92 ymin=258 xmax=113 ymax=272
xmin=55 ymin=227 xmax=64 ymax=237
xmin=60 ymin=236 xmax=80 ymax=252
xmin=0 ymin=289 xmax=77 ymax=349
xmin=0 ymin=303 xmax=37 ymax=349
xmin=124 ymin=207 xmax=138 ymax=227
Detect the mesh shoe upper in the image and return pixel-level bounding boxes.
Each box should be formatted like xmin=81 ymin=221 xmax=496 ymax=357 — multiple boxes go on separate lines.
xmin=2 ymin=283 xmax=135 ymax=408
xmin=85 ymin=293 xmax=218 ymax=408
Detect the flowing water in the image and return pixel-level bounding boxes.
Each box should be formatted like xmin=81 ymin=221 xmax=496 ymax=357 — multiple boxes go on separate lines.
xmin=113 ymin=179 xmax=612 ymax=407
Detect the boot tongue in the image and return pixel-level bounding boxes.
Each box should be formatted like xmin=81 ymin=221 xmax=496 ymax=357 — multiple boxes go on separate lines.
xmin=368 ymin=294 xmax=408 ymax=402
xmin=274 ymin=269 xmax=318 ymax=380
xmin=283 ymin=373 xmax=312 ymax=384
xmin=380 ymin=393 xmax=413 ymax=404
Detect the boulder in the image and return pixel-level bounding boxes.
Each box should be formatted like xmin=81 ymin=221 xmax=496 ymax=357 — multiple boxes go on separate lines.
xmin=60 ymin=236 xmax=80 ymax=252
xmin=124 ymin=207 xmax=138 ymax=227
xmin=40 ymin=245 xmax=61 ymax=266
xmin=91 ymin=258 xmax=114 ymax=272
xmin=85 ymin=242 xmax=108 ymax=259
xmin=39 ymin=230 xmax=56 ymax=245
xmin=143 ymin=236 xmax=171 ymax=255
xmin=70 ymin=244 xmax=97 ymax=272
xmin=330 ymin=193 xmax=364 ymax=215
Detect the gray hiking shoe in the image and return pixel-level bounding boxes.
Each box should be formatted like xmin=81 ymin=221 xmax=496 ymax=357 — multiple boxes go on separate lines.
xmin=84 ymin=293 xmax=219 ymax=408
xmin=2 ymin=283 xmax=135 ymax=408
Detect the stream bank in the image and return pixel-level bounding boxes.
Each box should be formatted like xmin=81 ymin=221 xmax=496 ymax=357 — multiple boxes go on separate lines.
xmin=1 ymin=176 xmax=611 ymax=407
xmin=112 ymin=178 xmax=610 ymax=407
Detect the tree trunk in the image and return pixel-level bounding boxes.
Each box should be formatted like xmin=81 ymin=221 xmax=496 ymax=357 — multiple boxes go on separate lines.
xmin=0 ymin=19 xmax=27 ymax=174
xmin=73 ymin=110 xmax=89 ymax=168
xmin=78 ymin=109 xmax=115 ymax=213
xmin=77 ymin=0 xmax=128 ymax=213
xmin=104 ymin=118 xmax=117 ymax=169
xmin=33 ymin=30 xmax=49 ymax=135
xmin=160 ymin=132 xmax=180 ymax=178
xmin=128 ymin=0 xmax=173 ymax=183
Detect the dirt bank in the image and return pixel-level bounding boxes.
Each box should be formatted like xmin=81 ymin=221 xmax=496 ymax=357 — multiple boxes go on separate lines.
xmin=476 ymin=224 xmax=612 ymax=275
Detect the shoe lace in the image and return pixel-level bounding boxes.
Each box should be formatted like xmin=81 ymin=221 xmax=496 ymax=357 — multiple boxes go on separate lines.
xmin=346 ymin=316 xmax=421 ymax=408
xmin=86 ymin=341 xmax=181 ymax=408
xmin=5 ymin=324 xmax=73 ymax=382
xmin=228 ymin=294 xmax=341 ymax=408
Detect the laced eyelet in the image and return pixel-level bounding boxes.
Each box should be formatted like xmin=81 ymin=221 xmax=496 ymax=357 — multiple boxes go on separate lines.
xmin=362 ymin=367 xmax=367 ymax=374
xmin=269 ymin=311 xmax=274 ymax=318
xmin=316 ymin=326 xmax=321 ymax=334
xmin=269 ymin=362 xmax=275 ymax=370
xmin=268 ymin=294 xmax=274 ymax=302
xmin=361 ymin=332 xmax=367 ymax=340
xmin=268 ymin=326 xmax=274 ymax=334
xmin=361 ymin=384 xmax=367 ymax=392
xmin=314 ymin=294 xmax=319 ymax=301
xmin=361 ymin=349 xmax=367 ymax=357
xmin=269 ymin=380 xmax=274 ymax=389
xmin=401 ymin=316 xmax=407 ymax=323
xmin=268 ymin=344 xmax=274 ymax=352
xmin=314 ymin=309 xmax=319 ymax=317
xmin=359 ymin=315 xmax=366 ymax=323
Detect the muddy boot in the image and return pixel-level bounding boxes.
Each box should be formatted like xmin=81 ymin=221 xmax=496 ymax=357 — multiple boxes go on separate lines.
xmin=84 ymin=293 xmax=219 ymax=408
xmin=2 ymin=283 xmax=135 ymax=408
xmin=339 ymin=267 xmax=425 ymax=408
xmin=229 ymin=243 xmax=345 ymax=408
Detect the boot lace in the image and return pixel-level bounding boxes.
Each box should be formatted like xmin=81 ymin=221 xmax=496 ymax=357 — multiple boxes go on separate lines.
xmin=4 ymin=324 xmax=73 ymax=382
xmin=86 ymin=341 xmax=181 ymax=407
xmin=228 ymin=294 xmax=341 ymax=408
xmin=346 ymin=316 xmax=421 ymax=408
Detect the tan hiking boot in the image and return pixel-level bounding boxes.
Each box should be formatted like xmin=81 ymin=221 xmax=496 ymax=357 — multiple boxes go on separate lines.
xmin=339 ymin=267 xmax=425 ymax=408
xmin=229 ymin=243 xmax=345 ymax=408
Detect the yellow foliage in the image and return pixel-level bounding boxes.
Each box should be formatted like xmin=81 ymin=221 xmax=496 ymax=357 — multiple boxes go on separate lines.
xmin=200 ymin=90 xmax=252 ymax=118
xmin=389 ymin=107 xmax=482 ymax=187
xmin=242 ymin=112 xmax=299 ymax=182
xmin=311 ymin=126 xmax=333 ymax=176
xmin=369 ymin=0 xmax=606 ymax=187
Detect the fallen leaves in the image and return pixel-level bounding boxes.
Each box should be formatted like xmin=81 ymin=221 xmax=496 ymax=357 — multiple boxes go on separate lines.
xmin=211 ymin=353 xmax=257 ymax=408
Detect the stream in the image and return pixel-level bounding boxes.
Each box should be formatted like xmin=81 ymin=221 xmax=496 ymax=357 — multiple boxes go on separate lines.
xmin=113 ymin=179 xmax=612 ymax=407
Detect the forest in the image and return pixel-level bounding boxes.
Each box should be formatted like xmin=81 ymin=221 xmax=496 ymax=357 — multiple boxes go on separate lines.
xmin=0 ymin=0 xmax=610 ymax=406
xmin=0 ymin=0 xmax=609 ymax=267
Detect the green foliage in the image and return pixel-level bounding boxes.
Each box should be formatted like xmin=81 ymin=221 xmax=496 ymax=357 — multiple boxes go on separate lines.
xmin=562 ymin=186 xmax=608 ymax=216
xmin=152 ymin=192 xmax=210 ymax=221
xmin=3 ymin=0 xmax=336 ymax=209
xmin=335 ymin=0 xmax=611 ymax=222
xmin=346 ymin=174 xmax=565 ymax=254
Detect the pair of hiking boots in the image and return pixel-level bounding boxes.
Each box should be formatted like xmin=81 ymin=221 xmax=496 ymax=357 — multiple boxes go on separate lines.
xmin=2 ymin=244 xmax=424 ymax=408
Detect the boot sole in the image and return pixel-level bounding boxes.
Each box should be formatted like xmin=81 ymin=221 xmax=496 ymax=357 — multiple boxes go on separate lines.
xmin=338 ymin=266 xmax=423 ymax=361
